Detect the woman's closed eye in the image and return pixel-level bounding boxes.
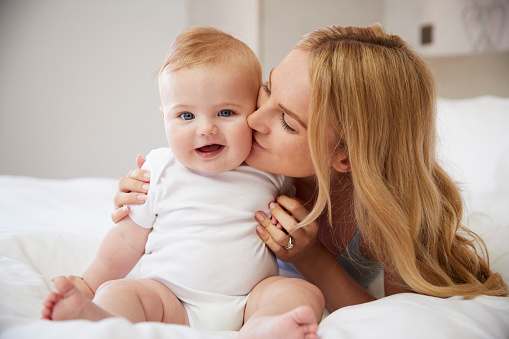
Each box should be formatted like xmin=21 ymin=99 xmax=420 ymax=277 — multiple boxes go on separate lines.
xmin=261 ymin=81 xmax=298 ymax=133
xmin=280 ymin=113 xmax=297 ymax=133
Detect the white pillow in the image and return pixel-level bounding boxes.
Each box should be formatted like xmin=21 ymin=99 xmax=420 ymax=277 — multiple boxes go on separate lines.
xmin=436 ymin=96 xmax=509 ymax=198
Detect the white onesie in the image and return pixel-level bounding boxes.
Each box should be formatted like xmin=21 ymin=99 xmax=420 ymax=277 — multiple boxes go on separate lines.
xmin=129 ymin=148 xmax=293 ymax=331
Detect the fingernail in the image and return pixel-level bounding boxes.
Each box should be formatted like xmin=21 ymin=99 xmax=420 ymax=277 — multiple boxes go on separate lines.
xmin=144 ymin=172 xmax=151 ymax=179
xmin=122 ymin=205 xmax=129 ymax=212
xmin=255 ymin=212 xmax=264 ymax=222
xmin=141 ymin=184 xmax=150 ymax=191
xmin=269 ymin=202 xmax=276 ymax=210
xmin=137 ymin=194 xmax=147 ymax=201
xmin=256 ymin=226 xmax=265 ymax=235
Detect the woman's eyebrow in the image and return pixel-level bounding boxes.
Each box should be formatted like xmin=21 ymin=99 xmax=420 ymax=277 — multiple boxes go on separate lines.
xmin=279 ymin=104 xmax=307 ymax=129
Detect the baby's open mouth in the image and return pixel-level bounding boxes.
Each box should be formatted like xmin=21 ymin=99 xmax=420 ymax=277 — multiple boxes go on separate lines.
xmin=195 ymin=144 xmax=224 ymax=158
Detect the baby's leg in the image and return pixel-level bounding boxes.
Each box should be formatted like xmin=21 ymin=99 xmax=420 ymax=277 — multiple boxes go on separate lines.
xmin=42 ymin=277 xmax=189 ymax=325
xmin=93 ymin=278 xmax=189 ymax=324
xmin=239 ymin=276 xmax=325 ymax=339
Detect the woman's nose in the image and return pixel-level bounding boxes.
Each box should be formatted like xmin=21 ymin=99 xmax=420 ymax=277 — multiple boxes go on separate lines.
xmin=247 ymin=107 xmax=270 ymax=134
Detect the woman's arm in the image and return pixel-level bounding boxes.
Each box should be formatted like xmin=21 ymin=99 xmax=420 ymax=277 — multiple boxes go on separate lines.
xmin=83 ymin=216 xmax=150 ymax=292
xmin=291 ymin=240 xmax=376 ymax=311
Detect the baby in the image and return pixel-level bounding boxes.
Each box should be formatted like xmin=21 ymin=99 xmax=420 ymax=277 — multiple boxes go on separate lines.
xmin=42 ymin=26 xmax=323 ymax=339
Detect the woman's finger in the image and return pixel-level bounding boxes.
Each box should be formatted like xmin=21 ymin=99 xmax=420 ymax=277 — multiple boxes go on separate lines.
xmin=126 ymin=168 xmax=151 ymax=182
xmin=118 ymin=175 xmax=150 ymax=194
xmin=269 ymin=197 xmax=319 ymax=252
xmin=113 ymin=192 xmax=147 ymax=209
xmin=269 ymin=201 xmax=299 ymax=234
xmin=255 ymin=212 xmax=292 ymax=250
xmin=274 ymin=196 xmax=319 ymax=238
xmin=276 ymin=195 xmax=310 ymax=222
xmin=256 ymin=225 xmax=293 ymax=258
xmin=135 ymin=154 xmax=146 ymax=169
xmin=111 ymin=205 xmax=130 ymax=224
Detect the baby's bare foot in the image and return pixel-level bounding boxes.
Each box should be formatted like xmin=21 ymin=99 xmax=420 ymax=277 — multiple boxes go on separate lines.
xmin=41 ymin=289 xmax=62 ymax=320
xmin=238 ymin=306 xmax=319 ymax=339
xmin=41 ymin=276 xmax=111 ymax=321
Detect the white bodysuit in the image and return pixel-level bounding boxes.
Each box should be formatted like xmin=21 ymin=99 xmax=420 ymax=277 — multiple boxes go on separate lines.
xmin=129 ymin=148 xmax=293 ymax=331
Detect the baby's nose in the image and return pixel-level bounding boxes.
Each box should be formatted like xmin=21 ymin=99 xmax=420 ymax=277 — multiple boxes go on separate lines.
xmin=197 ymin=120 xmax=218 ymax=136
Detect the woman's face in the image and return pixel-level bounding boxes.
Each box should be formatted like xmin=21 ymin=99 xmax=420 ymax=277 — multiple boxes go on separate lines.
xmin=245 ymin=49 xmax=315 ymax=178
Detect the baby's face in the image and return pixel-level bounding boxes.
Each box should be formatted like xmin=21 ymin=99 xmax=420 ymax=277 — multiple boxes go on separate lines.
xmin=159 ymin=65 xmax=258 ymax=174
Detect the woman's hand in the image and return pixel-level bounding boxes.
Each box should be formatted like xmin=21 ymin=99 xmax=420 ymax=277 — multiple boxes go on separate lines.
xmin=255 ymin=195 xmax=320 ymax=264
xmin=257 ymin=195 xmax=377 ymax=310
xmin=111 ymin=154 xmax=150 ymax=224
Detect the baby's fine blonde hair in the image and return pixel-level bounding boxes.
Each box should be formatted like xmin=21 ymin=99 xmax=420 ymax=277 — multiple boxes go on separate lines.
xmin=157 ymin=26 xmax=261 ymax=91
xmin=297 ymin=24 xmax=508 ymax=297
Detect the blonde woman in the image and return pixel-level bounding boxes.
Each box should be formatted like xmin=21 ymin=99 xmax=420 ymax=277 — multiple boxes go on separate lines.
xmin=114 ymin=24 xmax=508 ymax=314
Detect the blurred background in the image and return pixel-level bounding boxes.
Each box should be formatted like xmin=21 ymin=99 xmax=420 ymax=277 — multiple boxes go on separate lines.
xmin=1 ymin=0 xmax=508 ymax=179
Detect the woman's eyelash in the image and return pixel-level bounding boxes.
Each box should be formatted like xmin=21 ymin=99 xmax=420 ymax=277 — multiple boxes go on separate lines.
xmin=280 ymin=113 xmax=296 ymax=133
xmin=262 ymin=82 xmax=271 ymax=95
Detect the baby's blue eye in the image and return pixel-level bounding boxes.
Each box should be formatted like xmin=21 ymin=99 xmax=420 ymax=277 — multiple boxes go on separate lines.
xmin=218 ymin=110 xmax=234 ymax=117
xmin=179 ymin=112 xmax=195 ymax=120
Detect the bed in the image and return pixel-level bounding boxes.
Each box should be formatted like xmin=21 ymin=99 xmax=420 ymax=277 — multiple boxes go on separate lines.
xmin=1 ymin=96 xmax=508 ymax=338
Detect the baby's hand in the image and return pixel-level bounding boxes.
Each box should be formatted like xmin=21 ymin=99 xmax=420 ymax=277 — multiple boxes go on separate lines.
xmin=54 ymin=275 xmax=95 ymax=300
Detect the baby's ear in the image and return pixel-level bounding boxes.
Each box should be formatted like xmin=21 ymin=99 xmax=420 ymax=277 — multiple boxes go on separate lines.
xmin=331 ymin=151 xmax=351 ymax=173
xmin=160 ymin=107 xmax=164 ymax=119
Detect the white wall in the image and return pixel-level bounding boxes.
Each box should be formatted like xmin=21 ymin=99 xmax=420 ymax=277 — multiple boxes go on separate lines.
xmin=0 ymin=0 xmax=187 ymax=179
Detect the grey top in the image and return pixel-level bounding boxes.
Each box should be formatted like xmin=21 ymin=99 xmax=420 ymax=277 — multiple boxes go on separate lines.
xmin=278 ymin=228 xmax=383 ymax=289
xmin=335 ymin=228 xmax=384 ymax=288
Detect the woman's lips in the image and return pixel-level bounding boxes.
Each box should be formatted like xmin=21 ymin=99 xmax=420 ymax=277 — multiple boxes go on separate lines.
xmin=195 ymin=144 xmax=224 ymax=158
xmin=252 ymin=135 xmax=265 ymax=150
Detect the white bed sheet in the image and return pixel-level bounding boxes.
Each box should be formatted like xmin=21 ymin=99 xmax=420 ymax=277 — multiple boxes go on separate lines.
xmin=1 ymin=96 xmax=509 ymax=338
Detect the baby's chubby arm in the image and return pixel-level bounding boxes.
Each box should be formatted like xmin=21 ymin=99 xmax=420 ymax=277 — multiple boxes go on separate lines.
xmin=82 ymin=216 xmax=150 ymax=293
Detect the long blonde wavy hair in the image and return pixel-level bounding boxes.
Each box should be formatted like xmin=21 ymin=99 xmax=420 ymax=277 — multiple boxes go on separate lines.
xmin=297 ymin=24 xmax=508 ymax=297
